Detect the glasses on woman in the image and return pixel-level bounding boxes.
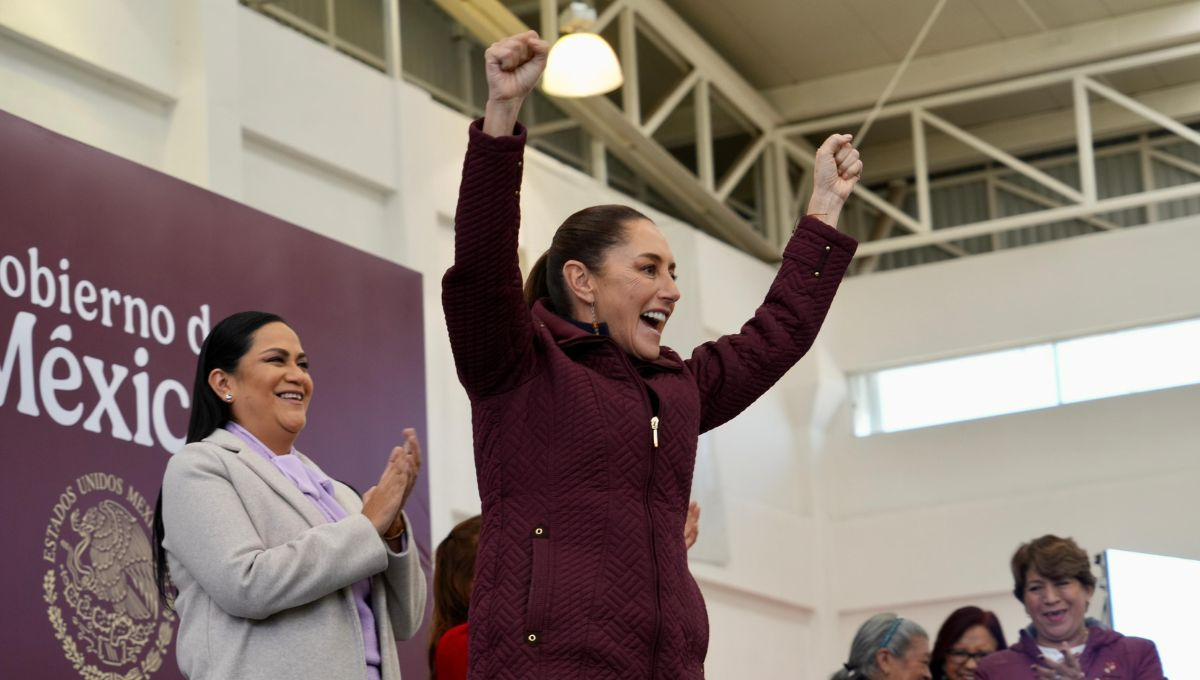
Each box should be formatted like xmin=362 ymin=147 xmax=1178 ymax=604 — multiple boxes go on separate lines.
xmin=947 ymin=649 xmax=992 ymax=663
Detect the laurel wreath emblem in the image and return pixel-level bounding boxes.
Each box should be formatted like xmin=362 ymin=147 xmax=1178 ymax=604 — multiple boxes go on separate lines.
xmin=45 ymin=562 xmax=175 ymax=679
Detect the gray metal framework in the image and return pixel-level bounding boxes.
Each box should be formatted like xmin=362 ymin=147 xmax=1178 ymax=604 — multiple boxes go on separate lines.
xmin=249 ymin=0 xmax=1200 ymax=266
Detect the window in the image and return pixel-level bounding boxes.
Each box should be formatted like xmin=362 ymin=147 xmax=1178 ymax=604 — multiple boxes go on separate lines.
xmin=852 ymin=317 xmax=1200 ymax=436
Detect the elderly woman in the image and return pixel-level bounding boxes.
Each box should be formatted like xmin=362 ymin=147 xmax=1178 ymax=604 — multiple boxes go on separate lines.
xmin=152 ymin=311 xmax=426 ymax=680
xmin=930 ymin=606 xmax=1007 ymax=680
xmin=833 ymin=614 xmax=932 ymax=680
xmin=442 ymin=30 xmax=860 ymax=679
xmin=976 ymin=535 xmax=1163 ymax=680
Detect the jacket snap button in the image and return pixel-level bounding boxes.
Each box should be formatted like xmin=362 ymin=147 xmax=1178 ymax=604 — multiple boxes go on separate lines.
xmin=527 ymin=633 xmax=538 ymax=643
xmin=534 ymin=527 xmax=544 ymax=536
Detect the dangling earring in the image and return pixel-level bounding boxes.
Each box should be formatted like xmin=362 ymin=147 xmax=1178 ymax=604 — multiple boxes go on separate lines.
xmin=224 ymin=393 xmax=233 ymax=402
xmin=590 ymin=303 xmax=600 ymax=335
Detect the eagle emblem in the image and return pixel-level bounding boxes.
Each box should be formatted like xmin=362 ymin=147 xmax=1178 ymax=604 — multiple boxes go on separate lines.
xmin=44 ymin=475 xmax=175 ymax=680
xmin=60 ymin=500 xmax=159 ymax=666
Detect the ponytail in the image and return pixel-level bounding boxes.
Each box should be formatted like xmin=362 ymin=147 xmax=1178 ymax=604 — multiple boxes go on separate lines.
xmin=523 ymin=251 xmax=552 ymax=309
xmin=522 ymin=204 xmax=647 ymax=313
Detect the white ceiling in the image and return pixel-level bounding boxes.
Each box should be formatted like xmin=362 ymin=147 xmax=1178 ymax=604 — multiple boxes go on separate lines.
xmin=468 ymin=0 xmax=1200 ymax=259
xmin=629 ymin=0 xmax=1200 ymax=174
xmin=659 ymin=0 xmax=1192 ymax=91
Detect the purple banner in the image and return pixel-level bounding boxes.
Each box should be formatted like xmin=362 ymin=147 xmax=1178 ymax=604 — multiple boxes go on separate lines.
xmin=0 ymin=109 xmax=432 ymax=679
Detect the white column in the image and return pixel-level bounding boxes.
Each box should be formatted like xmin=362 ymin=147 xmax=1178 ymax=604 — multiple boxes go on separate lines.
xmin=163 ymin=0 xmax=245 ymax=199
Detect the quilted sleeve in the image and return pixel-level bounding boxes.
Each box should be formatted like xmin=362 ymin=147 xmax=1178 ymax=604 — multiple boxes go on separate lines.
xmin=686 ymin=216 xmax=857 ymax=433
xmin=441 ymin=120 xmax=537 ymax=397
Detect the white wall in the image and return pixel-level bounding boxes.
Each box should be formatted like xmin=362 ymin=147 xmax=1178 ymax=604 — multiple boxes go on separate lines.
xmin=821 ymin=215 xmax=1200 ymax=666
xmin=3 ymin=4 xmax=1197 ymax=678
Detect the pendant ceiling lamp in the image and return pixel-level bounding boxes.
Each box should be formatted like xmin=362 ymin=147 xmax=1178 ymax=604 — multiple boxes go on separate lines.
xmin=542 ymin=1 xmax=624 ymax=98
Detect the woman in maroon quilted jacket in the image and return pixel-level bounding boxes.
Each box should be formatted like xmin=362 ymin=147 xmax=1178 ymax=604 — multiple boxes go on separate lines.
xmin=442 ymin=31 xmax=860 ymax=679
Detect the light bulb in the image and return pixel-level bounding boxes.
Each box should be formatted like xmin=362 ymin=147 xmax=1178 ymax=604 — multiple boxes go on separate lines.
xmin=542 ymin=32 xmax=624 ymax=98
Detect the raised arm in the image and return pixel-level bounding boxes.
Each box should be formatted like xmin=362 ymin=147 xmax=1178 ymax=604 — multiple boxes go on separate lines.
xmin=688 ymin=134 xmax=861 ymax=432
xmin=441 ymin=31 xmax=550 ymax=398
xmin=482 ymin=31 xmax=547 ymax=138
xmin=805 ymin=133 xmax=862 ymax=229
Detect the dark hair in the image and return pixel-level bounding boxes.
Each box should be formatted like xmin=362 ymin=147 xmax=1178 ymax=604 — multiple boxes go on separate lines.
xmin=1010 ymin=534 xmax=1096 ymax=601
xmin=522 ymin=204 xmax=649 ymax=311
xmin=152 ymin=311 xmax=287 ymax=606
xmin=930 ymin=606 xmax=1007 ymax=679
xmin=428 ymin=515 xmax=483 ymax=677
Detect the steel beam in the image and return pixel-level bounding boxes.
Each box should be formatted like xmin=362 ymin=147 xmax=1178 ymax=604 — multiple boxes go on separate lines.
xmin=854 ymin=181 xmax=1200 ymax=256
xmin=434 ymin=0 xmax=780 ymax=260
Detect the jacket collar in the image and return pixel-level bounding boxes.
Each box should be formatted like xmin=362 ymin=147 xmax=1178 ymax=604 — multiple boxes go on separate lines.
xmin=1013 ymin=619 xmax=1121 ymax=660
xmin=203 ymin=427 xmax=331 ymax=529
xmin=531 ymin=299 xmax=684 ymax=373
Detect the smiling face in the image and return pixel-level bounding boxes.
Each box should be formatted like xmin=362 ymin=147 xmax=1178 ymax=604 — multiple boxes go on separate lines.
xmin=943 ymin=625 xmax=1000 ymax=680
xmin=213 ymin=322 xmax=312 ymax=454
xmin=1022 ymin=568 xmax=1093 ymax=647
xmin=584 ymin=218 xmax=681 ymax=361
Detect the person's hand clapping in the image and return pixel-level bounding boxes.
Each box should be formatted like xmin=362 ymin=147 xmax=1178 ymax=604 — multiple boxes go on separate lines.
xmin=683 ymin=501 xmax=701 ymax=549
xmin=1032 ymin=648 xmax=1085 ymax=680
xmin=361 ymin=428 xmax=422 ymax=544
xmin=483 ymin=31 xmax=549 ymax=137
xmin=806 ymin=133 xmax=863 ymax=229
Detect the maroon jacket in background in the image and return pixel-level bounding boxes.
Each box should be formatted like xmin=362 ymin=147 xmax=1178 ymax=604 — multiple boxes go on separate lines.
xmin=976 ymin=623 xmax=1164 ymax=680
xmin=441 ymin=120 xmax=857 ymax=679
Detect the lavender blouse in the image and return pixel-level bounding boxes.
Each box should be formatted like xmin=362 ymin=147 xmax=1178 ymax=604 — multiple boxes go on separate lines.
xmin=226 ymin=422 xmax=396 ymax=680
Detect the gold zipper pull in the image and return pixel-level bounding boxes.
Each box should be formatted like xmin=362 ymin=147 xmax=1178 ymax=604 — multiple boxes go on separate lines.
xmin=650 ymin=416 xmax=659 ymax=448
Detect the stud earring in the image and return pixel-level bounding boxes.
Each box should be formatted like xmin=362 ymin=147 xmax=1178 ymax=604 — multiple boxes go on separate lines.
xmin=590 ymin=303 xmax=600 ymax=335
xmin=224 ymin=393 xmax=233 ymax=402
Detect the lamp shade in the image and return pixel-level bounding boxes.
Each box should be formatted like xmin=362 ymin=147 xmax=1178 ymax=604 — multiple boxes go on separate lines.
xmin=542 ymin=32 xmax=624 ymax=98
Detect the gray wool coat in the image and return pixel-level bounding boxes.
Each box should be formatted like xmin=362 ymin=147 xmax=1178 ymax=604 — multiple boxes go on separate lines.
xmin=162 ymin=428 xmax=426 ymax=680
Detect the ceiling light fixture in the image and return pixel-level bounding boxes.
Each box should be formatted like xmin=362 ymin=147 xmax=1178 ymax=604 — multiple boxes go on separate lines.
xmin=541 ymin=1 xmax=624 ymax=98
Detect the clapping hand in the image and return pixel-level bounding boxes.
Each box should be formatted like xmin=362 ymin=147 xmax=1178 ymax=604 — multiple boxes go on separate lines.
xmin=362 ymin=428 xmax=422 ymax=544
xmin=683 ymin=501 xmax=701 ymax=549
xmin=1032 ymin=648 xmax=1085 ymax=680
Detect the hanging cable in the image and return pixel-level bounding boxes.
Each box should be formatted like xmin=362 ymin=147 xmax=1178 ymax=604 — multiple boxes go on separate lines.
xmin=855 ymin=0 xmax=949 ymax=145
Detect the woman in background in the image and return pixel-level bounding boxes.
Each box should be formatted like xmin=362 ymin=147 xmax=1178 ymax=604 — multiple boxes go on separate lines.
xmin=930 ymin=606 xmax=1007 ymax=680
xmin=833 ymin=613 xmax=932 ymax=680
xmin=975 ymin=534 xmax=1163 ymax=680
xmin=429 ymin=515 xmax=482 ymax=680
xmin=153 ymin=311 xmax=426 ymax=680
